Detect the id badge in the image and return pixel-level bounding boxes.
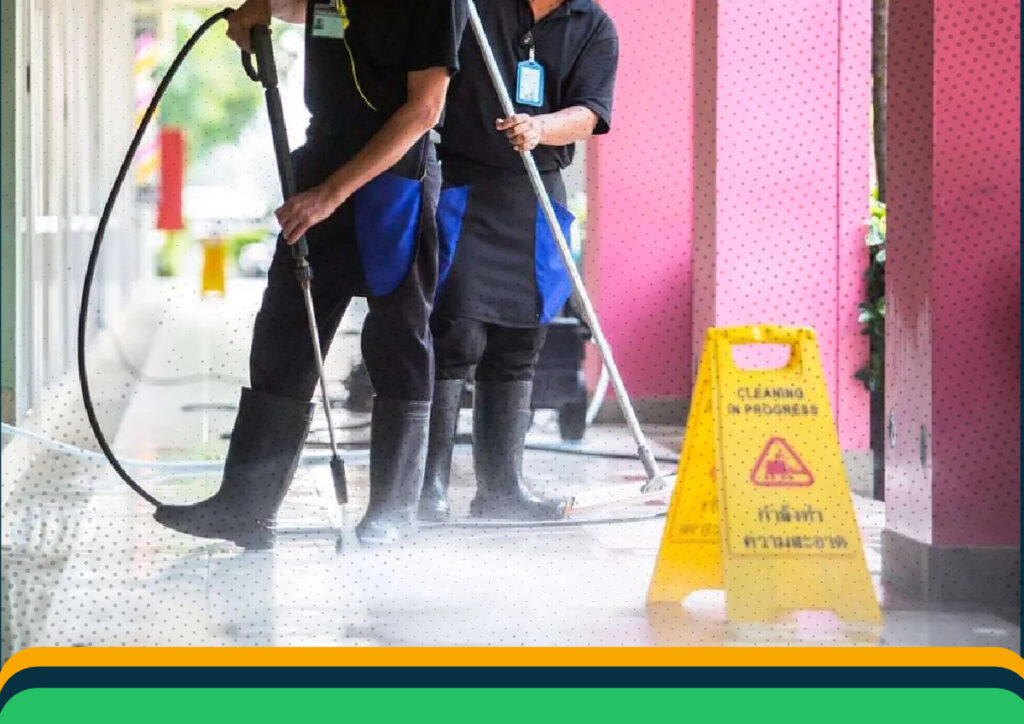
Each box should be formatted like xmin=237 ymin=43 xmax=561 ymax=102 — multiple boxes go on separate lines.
xmin=311 ymin=2 xmax=345 ymax=39
xmin=516 ymin=60 xmax=545 ymax=107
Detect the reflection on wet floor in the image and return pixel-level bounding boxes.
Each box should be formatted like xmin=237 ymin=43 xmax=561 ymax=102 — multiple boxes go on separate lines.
xmin=1 ymin=280 xmax=1019 ymax=657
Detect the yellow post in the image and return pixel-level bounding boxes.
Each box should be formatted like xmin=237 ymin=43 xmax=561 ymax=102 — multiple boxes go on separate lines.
xmin=200 ymin=236 xmax=227 ymax=297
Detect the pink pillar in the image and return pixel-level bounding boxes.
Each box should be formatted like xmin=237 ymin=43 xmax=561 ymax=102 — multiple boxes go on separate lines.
xmin=584 ymin=0 xmax=695 ymax=420
xmin=690 ymin=0 xmax=871 ymax=450
xmin=883 ymin=0 xmax=1020 ymax=604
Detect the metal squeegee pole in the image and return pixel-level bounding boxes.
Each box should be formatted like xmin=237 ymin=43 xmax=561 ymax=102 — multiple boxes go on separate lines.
xmin=465 ymin=1 xmax=662 ymax=487
xmin=248 ymin=26 xmax=343 ymax=472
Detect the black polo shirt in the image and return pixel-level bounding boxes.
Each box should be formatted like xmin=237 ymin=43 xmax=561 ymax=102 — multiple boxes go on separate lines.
xmin=304 ymin=0 xmax=465 ymax=149
xmin=439 ymin=0 xmax=618 ymax=178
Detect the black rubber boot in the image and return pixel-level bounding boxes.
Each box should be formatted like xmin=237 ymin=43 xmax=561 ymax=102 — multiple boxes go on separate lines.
xmin=469 ymin=380 xmax=570 ymax=520
xmin=342 ymin=359 xmax=374 ymax=413
xmin=418 ymin=379 xmax=465 ymax=522
xmin=356 ymin=396 xmax=431 ymax=545
xmin=154 ymin=387 xmax=314 ymax=549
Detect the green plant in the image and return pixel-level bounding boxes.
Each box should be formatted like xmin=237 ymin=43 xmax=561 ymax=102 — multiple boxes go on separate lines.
xmin=155 ymin=229 xmax=191 ymax=277
xmin=225 ymin=229 xmax=271 ymax=264
xmin=157 ymin=9 xmax=267 ymax=167
xmin=855 ymin=188 xmax=886 ymax=393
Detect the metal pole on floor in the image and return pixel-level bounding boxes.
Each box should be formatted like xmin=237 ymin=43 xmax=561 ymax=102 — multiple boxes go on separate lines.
xmin=465 ymin=1 xmax=666 ymax=495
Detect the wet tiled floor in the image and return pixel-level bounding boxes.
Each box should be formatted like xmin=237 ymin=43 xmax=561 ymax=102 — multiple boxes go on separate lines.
xmin=1 ymin=279 xmax=1019 ymax=657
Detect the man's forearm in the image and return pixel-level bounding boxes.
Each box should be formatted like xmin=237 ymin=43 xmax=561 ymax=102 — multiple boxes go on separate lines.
xmin=537 ymin=106 xmax=600 ymax=146
xmin=322 ymin=103 xmax=438 ymax=205
xmin=273 ymin=67 xmax=447 ymax=243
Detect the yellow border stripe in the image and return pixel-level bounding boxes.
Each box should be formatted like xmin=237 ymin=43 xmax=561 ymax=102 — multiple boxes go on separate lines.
xmin=2 ymin=647 xmax=1022 ymax=694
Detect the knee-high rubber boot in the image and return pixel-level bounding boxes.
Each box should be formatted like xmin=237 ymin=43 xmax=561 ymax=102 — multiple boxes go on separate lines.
xmin=342 ymin=359 xmax=373 ymax=413
xmin=469 ymin=380 xmax=570 ymax=520
xmin=356 ymin=396 xmax=431 ymax=545
xmin=154 ymin=387 xmax=314 ymax=549
xmin=418 ymin=379 xmax=465 ymax=522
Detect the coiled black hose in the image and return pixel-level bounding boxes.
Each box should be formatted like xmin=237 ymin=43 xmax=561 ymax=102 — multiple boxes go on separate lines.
xmin=77 ymin=9 xmax=234 ymax=507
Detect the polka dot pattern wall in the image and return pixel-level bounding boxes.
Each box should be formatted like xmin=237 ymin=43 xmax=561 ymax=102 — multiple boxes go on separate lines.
xmin=592 ymin=1 xmax=871 ymax=451
xmin=587 ymin=0 xmax=695 ymax=401
xmin=886 ymin=0 xmax=1021 ymax=550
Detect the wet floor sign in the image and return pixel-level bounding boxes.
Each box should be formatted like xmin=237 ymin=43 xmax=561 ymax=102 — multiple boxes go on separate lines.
xmin=647 ymin=326 xmax=881 ymax=623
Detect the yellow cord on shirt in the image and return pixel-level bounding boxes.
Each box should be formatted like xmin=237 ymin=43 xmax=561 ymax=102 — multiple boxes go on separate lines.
xmin=334 ymin=0 xmax=378 ymax=111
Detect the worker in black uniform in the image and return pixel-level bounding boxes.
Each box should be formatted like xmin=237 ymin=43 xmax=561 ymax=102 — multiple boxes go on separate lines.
xmin=154 ymin=0 xmax=466 ymax=547
xmin=419 ymin=0 xmax=618 ymax=521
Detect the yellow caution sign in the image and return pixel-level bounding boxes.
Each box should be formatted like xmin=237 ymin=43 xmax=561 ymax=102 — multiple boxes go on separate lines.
xmin=648 ymin=326 xmax=881 ymax=623
xmin=201 ymin=237 xmax=227 ymax=297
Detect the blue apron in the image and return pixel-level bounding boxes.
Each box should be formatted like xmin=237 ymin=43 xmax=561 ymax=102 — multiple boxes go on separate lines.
xmin=353 ymin=170 xmax=424 ymax=297
xmin=294 ymin=131 xmax=431 ymax=299
xmin=435 ymin=170 xmax=574 ymax=327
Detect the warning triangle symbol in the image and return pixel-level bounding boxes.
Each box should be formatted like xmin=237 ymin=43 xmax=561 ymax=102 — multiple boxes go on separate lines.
xmin=750 ymin=437 xmax=814 ymax=487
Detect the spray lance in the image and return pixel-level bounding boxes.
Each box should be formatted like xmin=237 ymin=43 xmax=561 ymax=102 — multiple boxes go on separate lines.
xmin=240 ymin=24 xmax=348 ymax=505
xmin=78 ymin=10 xmax=348 ymax=508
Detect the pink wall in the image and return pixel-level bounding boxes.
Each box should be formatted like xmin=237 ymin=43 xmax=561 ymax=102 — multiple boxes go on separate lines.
xmin=585 ymin=0 xmax=695 ymax=400
xmin=931 ymin=0 xmax=1020 ymax=547
xmin=886 ymin=0 xmax=1020 ymax=546
xmin=690 ymin=0 xmax=719 ymax=385
xmin=586 ymin=2 xmax=876 ymax=449
xmin=689 ymin=0 xmax=870 ymax=449
xmin=885 ymin=0 xmax=937 ymax=543
xmin=835 ymin=0 xmax=874 ymax=446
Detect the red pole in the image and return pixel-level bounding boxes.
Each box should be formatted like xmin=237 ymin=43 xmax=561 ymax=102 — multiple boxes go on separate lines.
xmin=156 ymin=127 xmax=185 ymax=231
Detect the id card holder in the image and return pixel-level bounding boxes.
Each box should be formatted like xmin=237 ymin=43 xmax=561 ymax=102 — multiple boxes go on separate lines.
xmin=516 ymin=60 xmax=545 ymax=107
xmin=311 ymin=2 xmax=345 ymax=39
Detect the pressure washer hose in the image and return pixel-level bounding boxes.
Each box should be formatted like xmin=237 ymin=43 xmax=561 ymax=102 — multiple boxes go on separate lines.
xmin=78 ymin=9 xmax=234 ymax=507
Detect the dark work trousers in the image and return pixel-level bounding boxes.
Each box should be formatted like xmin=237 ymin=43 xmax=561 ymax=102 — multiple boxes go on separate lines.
xmin=249 ymin=140 xmax=440 ymax=403
xmin=432 ymin=316 xmax=548 ymax=383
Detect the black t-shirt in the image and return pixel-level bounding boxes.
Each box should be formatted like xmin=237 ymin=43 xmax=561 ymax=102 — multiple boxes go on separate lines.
xmin=439 ymin=0 xmax=618 ymax=178
xmin=304 ymin=0 xmax=465 ymax=151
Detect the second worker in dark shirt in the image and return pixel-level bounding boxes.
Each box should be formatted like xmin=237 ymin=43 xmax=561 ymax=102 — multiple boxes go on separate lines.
xmin=421 ymin=0 xmax=620 ymax=522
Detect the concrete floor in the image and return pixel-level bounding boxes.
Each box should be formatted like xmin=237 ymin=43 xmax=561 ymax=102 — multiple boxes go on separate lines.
xmin=1 ymin=278 xmax=1019 ymax=656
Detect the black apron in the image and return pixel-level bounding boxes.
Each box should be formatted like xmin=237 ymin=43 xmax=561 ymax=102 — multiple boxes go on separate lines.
xmin=434 ymin=165 xmax=575 ymax=327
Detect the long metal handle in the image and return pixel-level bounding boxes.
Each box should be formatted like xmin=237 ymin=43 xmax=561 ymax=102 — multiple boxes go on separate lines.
xmin=465 ymin=1 xmax=663 ymax=489
xmin=246 ymin=24 xmax=310 ymax=260
xmin=300 ymin=280 xmax=346 ymax=502
xmin=244 ymin=24 xmax=346 ymax=502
